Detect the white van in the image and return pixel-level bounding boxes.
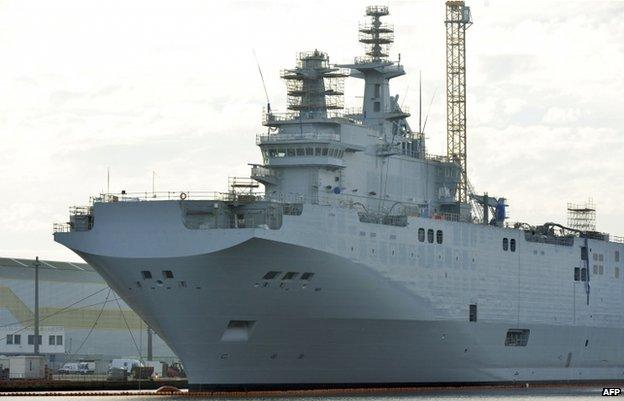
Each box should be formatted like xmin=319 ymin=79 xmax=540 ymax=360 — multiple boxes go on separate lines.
xmin=108 ymin=358 xmax=142 ymax=373
xmin=58 ymin=362 xmax=80 ymax=374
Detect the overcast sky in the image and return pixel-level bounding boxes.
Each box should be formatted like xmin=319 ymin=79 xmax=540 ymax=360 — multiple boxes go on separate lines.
xmin=0 ymin=0 xmax=622 ymax=262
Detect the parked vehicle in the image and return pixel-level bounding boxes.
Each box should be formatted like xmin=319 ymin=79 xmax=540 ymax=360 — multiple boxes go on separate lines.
xmin=58 ymin=362 xmax=80 ymax=374
xmin=77 ymin=362 xmax=94 ymax=375
xmin=108 ymin=359 xmax=142 ymax=373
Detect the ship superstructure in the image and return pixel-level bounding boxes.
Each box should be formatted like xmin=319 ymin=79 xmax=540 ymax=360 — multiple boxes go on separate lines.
xmin=54 ymin=4 xmax=624 ymax=389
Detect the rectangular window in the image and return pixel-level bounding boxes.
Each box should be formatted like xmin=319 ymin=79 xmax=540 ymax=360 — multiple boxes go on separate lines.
xmin=616 ymin=250 xmax=620 ymax=262
xmin=374 ymin=84 xmax=381 ymax=98
xmin=469 ymin=304 xmax=477 ymax=322
xmin=503 ymin=238 xmax=508 ymax=251
xmin=49 ymin=335 xmax=55 ymax=346
xmin=599 ymin=254 xmax=604 ymax=262
xmin=282 ymin=272 xmax=298 ymax=280
xmin=593 ymin=253 xmax=598 ymax=261
xmin=315 ymin=147 xmax=322 ymax=156
xmin=373 ymin=101 xmax=380 ymax=112
xmin=418 ymin=228 xmax=425 ymax=243
xmin=305 ymin=148 xmax=313 ymax=156
xmin=593 ymin=265 xmax=598 ymax=275
xmin=581 ymin=267 xmax=588 ymax=281
xmin=296 ymin=148 xmax=305 ymax=156
xmin=27 ymin=335 xmax=41 ymax=345
xmin=321 ymin=148 xmax=328 ymax=156
xmin=581 ymin=247 xmax=588 ymax=261
xmin=436 ymin=230 xmax=443 ymax=244
xmin=300 ymin=272 xmax=315 ymax=281
xmin=287 ymin=148 xmax=295 ymax=156
xmin=141 ymin=271 xmax=152 ymax=280
xmin=427 ymin=229 xmax=434 ymax=244
xmin=262 ymin=271 xmax=281 ymax=280
xmin=510 ymin=239 xmax=516 ymax=252
xmin=162 ymin=270 xmax=174 ymax=279
xmin=574 ymin=267 xmax=580 ymax=281
xmin=616 ymin=267 xmax=620 ymax=279
xmin=14 ymin=334 xmax=20 ymax=345
xmin=6 ymin=335 xmax=13 ymax=345
xmin=599 ymin=265 xmax=604 ymax=275
xmin=504 ymin=329 xmax=530 ymax=346
xmin=56 ymin=335 xmax=63 ymax=346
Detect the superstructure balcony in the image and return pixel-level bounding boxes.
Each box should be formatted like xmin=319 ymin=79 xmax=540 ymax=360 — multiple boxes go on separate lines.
xmin=250 ymin=165 xmax=280 ymax=186
xmin=256 ymin=131 xmax=340 ymax=146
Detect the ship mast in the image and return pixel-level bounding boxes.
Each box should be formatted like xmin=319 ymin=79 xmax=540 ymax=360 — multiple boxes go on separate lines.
xmin=339 ymin=6 xmax=408 ymax=136
xmin=281 ymin=50 xmax=347 ymax=120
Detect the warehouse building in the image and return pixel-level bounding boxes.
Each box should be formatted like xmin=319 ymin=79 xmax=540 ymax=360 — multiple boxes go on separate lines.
xmin=0 ymin=257 xmax=176 ymax=369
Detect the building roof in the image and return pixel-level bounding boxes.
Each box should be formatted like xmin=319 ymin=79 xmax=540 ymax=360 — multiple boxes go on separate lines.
xmin=0 ymin=257 xmax=92 ymax=272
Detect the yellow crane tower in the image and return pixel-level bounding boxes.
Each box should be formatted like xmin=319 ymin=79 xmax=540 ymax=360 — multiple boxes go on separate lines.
xmin=445 ymin=1 xmax=472 ymax=204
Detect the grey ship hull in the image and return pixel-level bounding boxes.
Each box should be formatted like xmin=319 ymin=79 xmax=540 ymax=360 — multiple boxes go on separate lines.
xmin=56 ymin=201 xmax=624 ymax=388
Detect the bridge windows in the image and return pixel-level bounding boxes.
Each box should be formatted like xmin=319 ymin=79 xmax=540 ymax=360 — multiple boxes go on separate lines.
xmin=503 ymin=238 xmax=508 ymax=251
xmin=141 ymin=271 xmax=152 ymax=280
xmin=427 ymin=229 xmax=434 ymax=244
xmin=616 ymin=250 xmax=620 ymax=262
xmin=436 ymin=230 xmax=443 ymax=244
xmin=162 ymin=270 xmax=174 ymax=279
xmin=510 ymin=239 xmax=516 ymax=252
xmin=574 ymin=267 xmax=580 ymax=281
xmin=581 ymin=267 xmax=588 ymax=281
xmin=265 ymin=145 xmax=344 ymax=159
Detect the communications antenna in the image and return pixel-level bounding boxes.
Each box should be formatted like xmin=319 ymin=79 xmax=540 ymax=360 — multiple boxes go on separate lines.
xmin=445 ymin=1 xmax=472 ymax=203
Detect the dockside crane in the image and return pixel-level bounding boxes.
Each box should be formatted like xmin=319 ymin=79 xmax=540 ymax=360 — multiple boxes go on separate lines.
xmin=445 ymin=1 xmax=472 ymax=205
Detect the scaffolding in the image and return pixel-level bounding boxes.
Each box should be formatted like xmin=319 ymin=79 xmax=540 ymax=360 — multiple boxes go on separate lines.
xmin=358 ymin=6 xmax=394 ymax=62
xmin=567 ymin=199 xmax=596 ymax=232
xmin=280 ymin=50 xmax=348 ymax=118
xmin=445 ymin=1 xmax=472 ymax=203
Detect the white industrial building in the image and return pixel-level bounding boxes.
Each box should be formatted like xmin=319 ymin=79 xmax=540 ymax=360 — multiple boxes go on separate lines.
xmin=0 ymin=257 xmax=176 ymax=370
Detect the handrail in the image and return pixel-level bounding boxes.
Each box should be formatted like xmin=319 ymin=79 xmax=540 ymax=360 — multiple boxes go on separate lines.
xmin=256 ymin=131 xmax=341 ymax=145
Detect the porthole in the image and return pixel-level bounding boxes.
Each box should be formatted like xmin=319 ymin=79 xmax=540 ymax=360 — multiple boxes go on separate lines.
xmin=418 ymin=228 xmax=425 ymax=242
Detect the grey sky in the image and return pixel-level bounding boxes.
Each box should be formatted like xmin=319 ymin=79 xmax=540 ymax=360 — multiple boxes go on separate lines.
xmin=0 ymin=0 xmax=622 ymax=262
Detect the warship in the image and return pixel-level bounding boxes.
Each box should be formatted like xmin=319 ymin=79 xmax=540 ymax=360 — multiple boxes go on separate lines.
xmin=54 ymin=3 xmax=624 ymax=389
